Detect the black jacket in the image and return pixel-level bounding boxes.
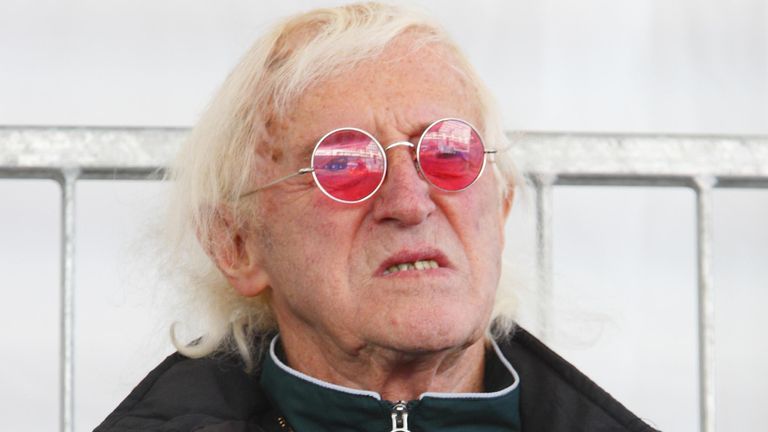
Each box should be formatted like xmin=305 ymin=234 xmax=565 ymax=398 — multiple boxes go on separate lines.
xmin=95 ymin=328 xmax=660 ymax=431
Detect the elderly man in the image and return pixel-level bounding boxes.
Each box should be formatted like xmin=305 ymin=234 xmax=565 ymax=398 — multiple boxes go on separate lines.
xmin=97 ymin=3 xmax=656 ymax=432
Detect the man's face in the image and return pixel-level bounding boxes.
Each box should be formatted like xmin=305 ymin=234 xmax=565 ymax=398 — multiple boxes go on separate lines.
xmin=252 ymin=36 xmax=508 ymax=358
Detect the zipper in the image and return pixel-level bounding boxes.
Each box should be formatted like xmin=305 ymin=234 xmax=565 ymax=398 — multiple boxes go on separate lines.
xmin=389 ymin=401 xmax=410 ymax=432
xmin=276 ymin=415 xmax=294 ymax=432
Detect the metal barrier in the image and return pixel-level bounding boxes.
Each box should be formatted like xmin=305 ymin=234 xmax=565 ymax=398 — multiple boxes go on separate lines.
xmin=2 ymin=126 xmax=768 ymax=432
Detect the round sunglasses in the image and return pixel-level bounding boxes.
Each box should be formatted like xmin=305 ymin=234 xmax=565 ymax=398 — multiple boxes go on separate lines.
xmin=240 ymin=118 xmax=496 ymax=204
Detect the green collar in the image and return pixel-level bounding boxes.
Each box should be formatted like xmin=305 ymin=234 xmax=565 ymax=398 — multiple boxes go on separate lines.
xmin=260 ymin=336 xmax=521 ymax=432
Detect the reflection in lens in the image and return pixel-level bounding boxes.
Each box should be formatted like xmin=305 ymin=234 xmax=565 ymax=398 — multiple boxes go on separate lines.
xmin=418 ymin=119 xmax=484 ymax=191
xmin=312 ymin=129 xmax=386 ymax=202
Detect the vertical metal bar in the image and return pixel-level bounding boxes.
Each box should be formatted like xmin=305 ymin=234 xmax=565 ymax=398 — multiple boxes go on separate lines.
xmin=694 ymin=176 xmax=716 ymax=432
xmin=60 ymin=167 xmax=79 ymax=432
xmin=533 ymin=174 xmax=557 ymax=343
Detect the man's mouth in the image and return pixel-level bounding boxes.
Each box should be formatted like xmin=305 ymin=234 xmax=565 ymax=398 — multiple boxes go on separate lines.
xmin=378 ymin=249 xmax=449 ymax=276
xmin=382 ymin=259 xmax=440 ymax=275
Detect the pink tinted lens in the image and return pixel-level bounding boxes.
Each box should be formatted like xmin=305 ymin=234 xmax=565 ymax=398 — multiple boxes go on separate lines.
xmin=418 ymin=119 xmax=485 ymax=191
xmin=312 ymin=129 xmax=386 ymax=202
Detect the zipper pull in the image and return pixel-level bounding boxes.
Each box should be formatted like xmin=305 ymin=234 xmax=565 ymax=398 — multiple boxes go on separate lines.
xmin=390 ymin=401 xmax=410 ymax=432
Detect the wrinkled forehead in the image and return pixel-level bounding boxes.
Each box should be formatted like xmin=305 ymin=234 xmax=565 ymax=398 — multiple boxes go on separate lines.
xmin=264 ymin=38 xmax=482 ymax=166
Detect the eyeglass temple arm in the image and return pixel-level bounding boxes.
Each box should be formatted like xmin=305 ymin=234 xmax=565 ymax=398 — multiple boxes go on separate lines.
xmin=239 ymin=167 xmax=315 ymax=199
xmin=485 ymin=148 xmax=497 ymax=162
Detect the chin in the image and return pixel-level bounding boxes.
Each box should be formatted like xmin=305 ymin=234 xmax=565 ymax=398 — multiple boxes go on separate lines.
xmin=376 ymin=304 xmax=489 ymax=354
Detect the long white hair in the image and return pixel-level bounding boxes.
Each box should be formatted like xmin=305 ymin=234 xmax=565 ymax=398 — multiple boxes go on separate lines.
xmin=164 ymin=2 xmax=522 ymax=369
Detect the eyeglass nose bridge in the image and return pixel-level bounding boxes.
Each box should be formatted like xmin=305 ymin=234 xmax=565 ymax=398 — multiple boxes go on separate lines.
xmin=384 ymin=141 xmax=415 ymax=152
xmin=383 ymin=140 xmax=421 ymax=175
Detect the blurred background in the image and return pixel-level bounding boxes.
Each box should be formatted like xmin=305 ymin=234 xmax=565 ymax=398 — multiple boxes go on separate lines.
xmin=1 ymin=1 xmax=766 ymax=431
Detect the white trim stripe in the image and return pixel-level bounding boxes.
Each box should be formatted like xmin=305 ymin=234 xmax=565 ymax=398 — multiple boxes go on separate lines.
xmin=269 ymin=335 xmax=520 ymax=402
xmin=418 ymin=339 xmax=520 ymax=400
xmin=269 ymin=335 xmax=382 ymax=400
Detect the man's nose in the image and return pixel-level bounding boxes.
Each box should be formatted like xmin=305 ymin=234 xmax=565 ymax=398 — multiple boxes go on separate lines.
xmin=371 ymin=142 xmax=436 ymax=226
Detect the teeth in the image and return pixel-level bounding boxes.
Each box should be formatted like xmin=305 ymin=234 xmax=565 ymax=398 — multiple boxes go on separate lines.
xmin=384 ymin=259 xmax=440 ymax=275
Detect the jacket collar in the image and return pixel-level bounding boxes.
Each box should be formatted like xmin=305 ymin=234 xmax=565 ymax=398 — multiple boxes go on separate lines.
xmin=260 ymin=335 xmax=521 ymax=432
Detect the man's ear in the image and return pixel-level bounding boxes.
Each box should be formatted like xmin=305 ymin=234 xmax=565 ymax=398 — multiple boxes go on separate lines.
xmin=203 ymin=207 xmax=270 ymax=297
xmin=498 ymin=184 xmax=514 ymax=242
xmin=502 ymin=185 xmax=514 ymax=221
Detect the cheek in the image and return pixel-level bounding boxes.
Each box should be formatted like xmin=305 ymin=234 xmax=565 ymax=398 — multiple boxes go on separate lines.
xmin=460 ymin=181 xmax=506 ymax=272
xmin=262 ymin=195 xmax=362 ymax=283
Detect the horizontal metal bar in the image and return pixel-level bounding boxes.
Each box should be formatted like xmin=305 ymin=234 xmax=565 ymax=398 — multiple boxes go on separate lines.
xmin=544 ymin=175 xmax=768 ymax=189
xmin=711 ymin=177 xmax=768 ymax=188
xmin=546 ymin=174 xmax=699 ymax=188
xmin=0 ymin=126 xmax=183 ymax=171
xmin=510 ymin=133 xmax=768 ymax=178
xmin=2 ymin=127 xmax=768 ymax=181
xmin=0 ymin=167 xmax=165 ymax=181
xmin=0 ymin=167 xmax=66 ymax=181
xmin=77 ymin=168 xmax=166 ymax=181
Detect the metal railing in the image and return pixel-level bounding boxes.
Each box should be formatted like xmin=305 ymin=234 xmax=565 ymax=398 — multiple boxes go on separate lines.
xmin=2 ymin=126 xmax=767 ymax=432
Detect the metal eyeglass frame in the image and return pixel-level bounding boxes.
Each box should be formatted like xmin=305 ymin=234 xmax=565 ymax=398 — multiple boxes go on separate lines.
xmin=239 ymin=117 xmax=497 ymax=204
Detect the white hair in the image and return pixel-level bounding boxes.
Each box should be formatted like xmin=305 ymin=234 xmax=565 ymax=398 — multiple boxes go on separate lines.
xmin=164 ymin=2 xmax=523 ymax=369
